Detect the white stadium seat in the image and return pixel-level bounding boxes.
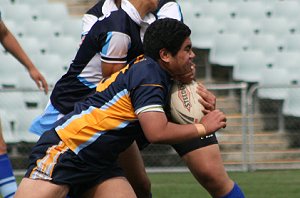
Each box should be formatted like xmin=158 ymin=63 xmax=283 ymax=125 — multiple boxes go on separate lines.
xmin=209 ymin=33 xmax=247 ymax=66
xmin=233 ymin=49 xmax=268 ymax=83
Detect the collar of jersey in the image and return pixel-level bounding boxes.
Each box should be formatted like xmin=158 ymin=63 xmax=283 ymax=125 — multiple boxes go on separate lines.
xmin=102 ymin=0 xmax=119 ymax=15
xmin=121 ymin=0 xmax=156 ymax=27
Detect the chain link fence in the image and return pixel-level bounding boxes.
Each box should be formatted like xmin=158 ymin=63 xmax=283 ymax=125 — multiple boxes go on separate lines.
xmin=2 ymin=83 xmax=300 ymax=173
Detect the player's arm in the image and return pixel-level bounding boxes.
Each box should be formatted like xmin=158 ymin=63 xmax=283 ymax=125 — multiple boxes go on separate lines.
xmin=101 ymin=62 xmax=126 ymax=78
xmin=138 ymin=109 xmax=226 ymax=144
xmin=100 ymin=31 xmax=131 ymax=77
xmin=0 ymin=21 xmax=48 ymax=94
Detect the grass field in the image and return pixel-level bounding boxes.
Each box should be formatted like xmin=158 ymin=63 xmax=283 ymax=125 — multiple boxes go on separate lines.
xmin=11 ymin=169 xmax=300 ymax=198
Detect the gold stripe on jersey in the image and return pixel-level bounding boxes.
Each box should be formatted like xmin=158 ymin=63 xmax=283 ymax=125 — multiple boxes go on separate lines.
xmin=56 ymin=89 xmax=137 ymax=154
xmin=140 ymin=84 xmax=164 ymax=88
xmin=97 ymin=55 xmax=145 ymax=93
xmin=96 ymin=65 xmax=129 ymax=92
xmin=29 ymin=141 xmax=68 ymax=180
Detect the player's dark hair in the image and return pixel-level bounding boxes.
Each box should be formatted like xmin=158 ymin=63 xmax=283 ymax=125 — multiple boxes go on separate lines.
xmin=143 ymin=18 xmax=191 ymax=60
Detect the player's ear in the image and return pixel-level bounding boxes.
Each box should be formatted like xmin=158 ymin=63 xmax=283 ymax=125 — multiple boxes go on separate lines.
xmin=159 ymin=48 xmax=171 ymax=63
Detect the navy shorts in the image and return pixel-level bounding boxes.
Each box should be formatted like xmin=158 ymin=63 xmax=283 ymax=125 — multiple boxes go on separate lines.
xmin=25 ymin=130 xmax=125 ymax=197
xmin=172 ymin=133 xmax=218 ymax=157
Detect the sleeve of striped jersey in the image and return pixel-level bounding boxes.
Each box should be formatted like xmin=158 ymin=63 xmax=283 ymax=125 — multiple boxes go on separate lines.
xmin=156 ymin=2 xmax=183 ymax=21
xmin=82 ymin=14 xmax=99 ymax=36
xmin=100 ymin=31 xmax=130 ymax=64
xmin=132 ymin=85 xmax=166 ymax=115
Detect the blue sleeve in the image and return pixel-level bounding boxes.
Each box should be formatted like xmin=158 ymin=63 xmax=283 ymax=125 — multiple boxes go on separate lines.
xmin=128 ymin=61 xmax=169 ymax=114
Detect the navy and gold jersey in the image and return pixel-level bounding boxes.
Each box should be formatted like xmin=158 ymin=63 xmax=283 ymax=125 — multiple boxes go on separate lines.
xmin=54 ymin=56 xmax=172 ymax=161
xmin=50 ymin=8 xmax=144 ymax=114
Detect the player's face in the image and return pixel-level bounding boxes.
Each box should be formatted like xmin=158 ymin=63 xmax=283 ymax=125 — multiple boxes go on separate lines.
xmin=167 ymin=37 xmax=195 ymax=78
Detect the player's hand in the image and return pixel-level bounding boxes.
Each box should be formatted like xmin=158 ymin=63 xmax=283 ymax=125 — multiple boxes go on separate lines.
xmin=172 ymin=63 xmax=196 ymax=84
xmin=196 ymin=83 xmax=216 ymax=114
xmin=29 ymin=68 xmax=49 ymax=94
xmin=200 ymin=109 xmax=226 ymax=134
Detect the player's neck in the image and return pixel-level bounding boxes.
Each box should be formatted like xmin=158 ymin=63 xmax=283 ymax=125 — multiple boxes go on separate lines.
xmin=129 ymin=0 xmax=157 ymax=19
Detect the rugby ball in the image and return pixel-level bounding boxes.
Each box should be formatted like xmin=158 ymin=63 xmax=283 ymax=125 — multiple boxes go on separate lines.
xmin=170 ymin=80 xmax=204 ymax=124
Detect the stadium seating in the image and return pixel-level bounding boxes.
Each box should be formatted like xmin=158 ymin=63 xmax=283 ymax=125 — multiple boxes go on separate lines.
xmin=35 ymin=2 xmax=69 ymax=22
xmin=3 ymin=20 xmax=24 ymax=38
xmin=198 ymin=1 xmax=234 ymax=22
xmin=272 ymin=51 xmax=300 ymax=70
xmin=178 ymin=1 xmax=200 ymax=20
xmin=17 ymin=36 xmax=47 ymax=55
xmin=283 ymin=87 xmax=300 ymax=117
xmin=248 ymin=33 xmax=283 ymax=64
xmin=209 ymin=33 xmax=247 ymax=66
xmin=0 ymin=54 xmax=23 ymax=88
xmin=23 ymin=19 xmax=62 ymax=39
xmin=0 ymin=0 xmax=11 ymax=6
xmin=1 ymin=4 xmax=39 ymax=23
xmin=283 ymin=34 xmax=300 ymax=52
xmin=187 ymin=16 xmax=224 ymax=49
xmin=0 ymin=92 xmax=27 ymax=110
xmin=222 ymin=17 xmax=259 ymax=38
xmin=257 ymin=67 xmax=292 ymax=100
xmin=13 ymin=0 xmax=48 ymax=4
xmin=0 ymin=109 xmax=17 ymax=143
xmin=15 ymin=108 xmax=43 ymax=142
xmin=45 ymin=35 xmax=79 ymax=64
xmin=232 ymin=1 xmax=271 ymax=21
xmin=271 ymin=0 xmax=300 ymax=19
xmin=31 ymin=53 xmax=66 ymax=87
xmin=259 ymin=17 xmax=296 ymax=38
xmin=233 ymin=49 xmax=268 ymax=83
xmin=59 ymin=18 xmax=83 ymax=40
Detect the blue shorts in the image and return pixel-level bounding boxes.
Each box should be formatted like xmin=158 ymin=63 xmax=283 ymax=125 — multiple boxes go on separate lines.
xmin=29 ymin=101 xmax=64 ymax=136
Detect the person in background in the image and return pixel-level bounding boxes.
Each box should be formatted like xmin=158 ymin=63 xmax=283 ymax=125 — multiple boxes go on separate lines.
xmin=81 ymin=1 xmax=246 ymax=198
xmin=0 ymin=11 xmax=48 ymax=198
xmin=15 ymin=18 xmax=227 ymax=198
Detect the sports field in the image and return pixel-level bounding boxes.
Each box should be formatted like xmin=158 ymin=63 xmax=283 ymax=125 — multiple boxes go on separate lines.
xmin=12 ymin=169 xmax=300 ymax=198
xmin=149 ymin=170 xmax=300 ymax=198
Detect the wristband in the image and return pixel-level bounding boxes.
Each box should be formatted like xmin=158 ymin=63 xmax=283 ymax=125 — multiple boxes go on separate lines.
xmin=194 ymin=124 xmax=206 ymax=137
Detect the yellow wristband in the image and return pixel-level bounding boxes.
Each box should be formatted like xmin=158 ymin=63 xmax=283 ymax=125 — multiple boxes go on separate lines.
xmin=194 ymin=124 xmax=206 ymax=137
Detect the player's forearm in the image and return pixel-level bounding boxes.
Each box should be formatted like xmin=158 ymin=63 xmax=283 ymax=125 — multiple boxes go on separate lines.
xmin=2 ymin=31 xmax=35 ymax=71
xmin=139 ymin=112 xmax=202 ymax=144
xmin=146 ymin=122 xmax=201 ymax=144
xmin=139 ymin=110 xmax=226 ymax=144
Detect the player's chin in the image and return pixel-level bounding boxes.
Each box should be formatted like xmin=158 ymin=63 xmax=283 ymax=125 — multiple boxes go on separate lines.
xmin=177 ymin=77 xmax=193 ymax=84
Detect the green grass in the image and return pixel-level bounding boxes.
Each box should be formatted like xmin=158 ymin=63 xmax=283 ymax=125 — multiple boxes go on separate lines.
xmin=10 ymin=170 xmax=300 ymax=198
xmin=149 ymin=170 xmax=300 ymax=198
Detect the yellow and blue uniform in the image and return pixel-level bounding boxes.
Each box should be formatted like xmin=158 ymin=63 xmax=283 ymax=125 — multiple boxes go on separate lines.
xmin=25 ymin=56 xmax=171 ymax=196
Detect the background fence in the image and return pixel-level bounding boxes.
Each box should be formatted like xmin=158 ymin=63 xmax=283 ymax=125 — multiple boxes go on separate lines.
xmin=2 ymin=81 xmax=300 ymax=173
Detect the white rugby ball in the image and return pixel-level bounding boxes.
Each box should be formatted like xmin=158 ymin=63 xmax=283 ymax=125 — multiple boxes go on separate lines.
xmin=170 ymin=80 xmax=204 ymax=124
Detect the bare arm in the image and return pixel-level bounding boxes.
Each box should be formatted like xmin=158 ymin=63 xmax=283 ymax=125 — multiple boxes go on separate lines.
xmin=0 ymin=21 xmax=48 ymax=94
xmin=101 ymin=61 xmax=126 ymax=78
xmin=138 ymin=109 xmax=226 ymax=144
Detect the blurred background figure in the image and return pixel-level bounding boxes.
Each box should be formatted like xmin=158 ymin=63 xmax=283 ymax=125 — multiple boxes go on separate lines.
xmin=0 ymin=10 xmax=48 ymax=198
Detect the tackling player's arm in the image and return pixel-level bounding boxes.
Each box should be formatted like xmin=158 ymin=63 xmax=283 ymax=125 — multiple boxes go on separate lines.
xmin=101 ymin=62 xmax=127 ymax=78
xmin=100 ymin=31 xmax=131 ymax=78
xmin=138 ymin=109 xmax=226 ymax=144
